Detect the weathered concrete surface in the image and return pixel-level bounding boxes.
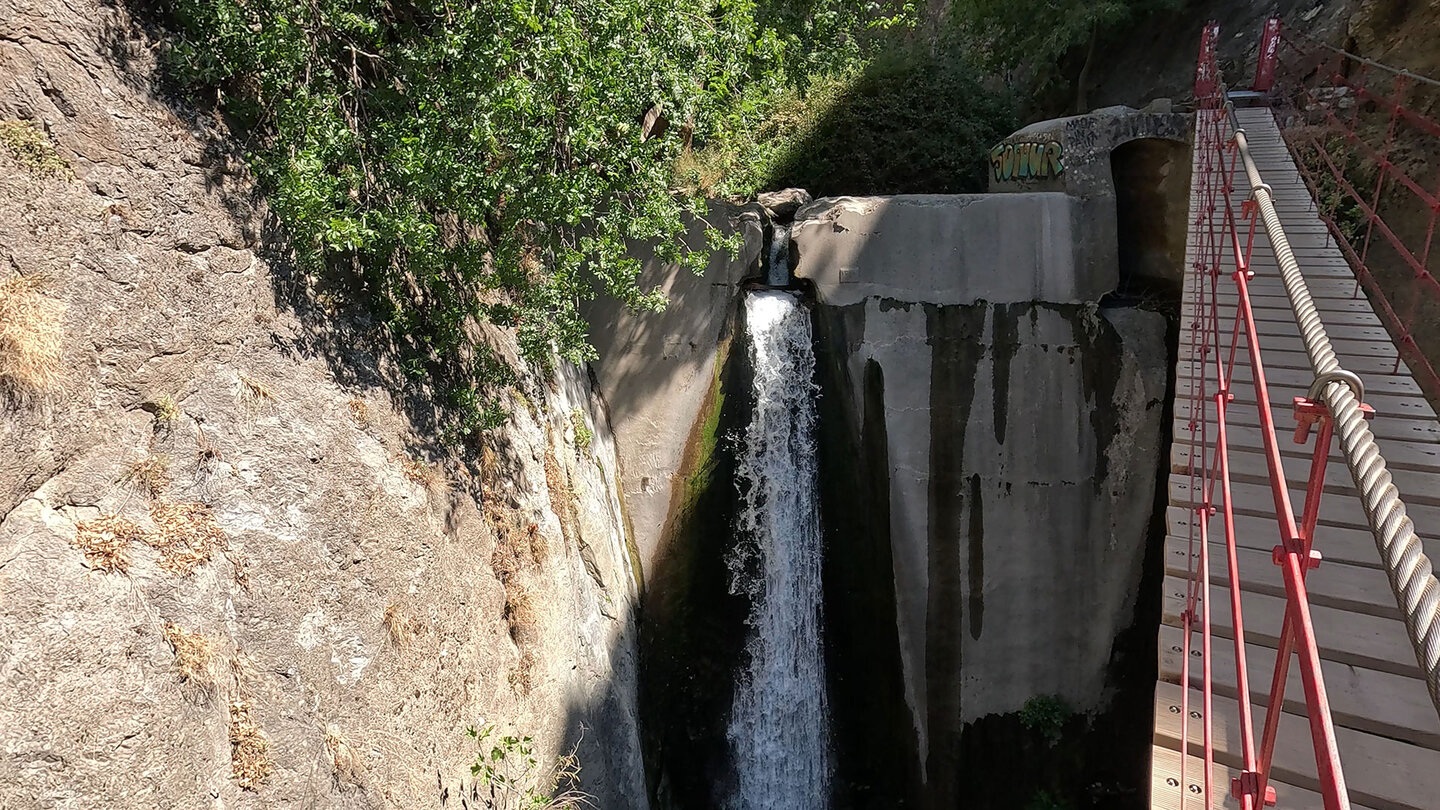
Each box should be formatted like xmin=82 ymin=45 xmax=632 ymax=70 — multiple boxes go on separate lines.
xmin=0 ymin=2 xmax=646 ymax=806
xmin=797 ymin=195 xmax=1169 ymax=804
xmin=584 ymin=206 xmax=762 ymax=575
xmin=792 ymin=194 xmax=1111 ymax=306
xmin=986 ymin=107 xmax=1191 ymax=297
xmin=988 ymin=106 xmax=1189 ymax=196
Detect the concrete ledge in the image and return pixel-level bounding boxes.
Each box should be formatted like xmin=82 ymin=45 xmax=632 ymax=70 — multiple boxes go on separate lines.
xmin=792 ymin=194 xmax=1112 ymax=306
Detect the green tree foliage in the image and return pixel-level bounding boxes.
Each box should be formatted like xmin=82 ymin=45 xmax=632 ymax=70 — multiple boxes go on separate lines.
xmin=954 ymin=0 xmax=1179 ymax=110
xmin=161 ymin=0 xmax=914 ymax=432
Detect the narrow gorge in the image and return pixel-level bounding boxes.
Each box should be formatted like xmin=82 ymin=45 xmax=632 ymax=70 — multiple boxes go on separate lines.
xmin=591 ymin=108 xmax=1192 ymax=809
xmin=1 ymin=0 xmax=1209 ymax=805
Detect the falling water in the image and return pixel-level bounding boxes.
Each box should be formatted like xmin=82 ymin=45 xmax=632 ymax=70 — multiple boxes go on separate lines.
xmin=767 ymin=225 xmax=791 ymax=286
xmin=726 ymin=290 xmax=830 ymax=810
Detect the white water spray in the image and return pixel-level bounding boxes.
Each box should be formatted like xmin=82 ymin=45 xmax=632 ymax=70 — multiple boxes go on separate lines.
xmin=767 ymin=225 xmax=791 ymax=286
xmin=726 ymin=290 xmax=830 ymax=810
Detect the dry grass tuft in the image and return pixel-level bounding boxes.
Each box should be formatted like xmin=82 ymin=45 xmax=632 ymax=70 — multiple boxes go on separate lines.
xmin=502 ymin=586 xmax=540 ymax=648
xmin=542 ymin=445 xmax=575 ymax=555
xmin=324 ymin=725 xmax=364 ymax=784
xmin=0 ymin=274 xmax=65 ymax=395
xmin=162 ymin=621 xmax=216 ymax=685
xmin=502 ymin=585 xmax=540 ymax=693
xmin=146 ymin=501 xmax=227 ymax=575
xmin=238 ymin=375 xmax=277 ymax=411
xmin=673 ymin=147 xmax=726 ymax=196
xmin=347 ymin=398 xmax=370 ymax=428
xmin=228 ymin=700 xmax=273 ymax=790
xmin=230 ymin=652 xmax=260 ymax=688
xmin=123 ymin=455 xmax=172 ymax=499
xmin=396 ymin=453 xmax=445 ymax=491
xmin=382 ymin=603 xmax=417 ymax=647
xmin=0 ymin=119 xmax=70 ymax=178
xmin=485 ymin=491 xmax=547 ymax=693
xmin=73 ymin=515 xmax=146 ymax=572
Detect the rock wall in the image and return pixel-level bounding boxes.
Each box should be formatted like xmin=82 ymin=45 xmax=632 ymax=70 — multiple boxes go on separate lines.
xmin=794 ymin=195 xmax=1170 ymax=806
xmin=0 ymin=2 xmax=646 ymax=807
xmin=584 ymin=205 xmax=762 ymax=575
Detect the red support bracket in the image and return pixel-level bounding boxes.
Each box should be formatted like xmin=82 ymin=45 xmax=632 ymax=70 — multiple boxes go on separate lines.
xmin=1232 ymin=771 xmax=1278 ymax=806
xmin=1293 ymin=396 xmax=1374 ymax=443
xmin=1273 ymin=544 xmax=1322 ymax=569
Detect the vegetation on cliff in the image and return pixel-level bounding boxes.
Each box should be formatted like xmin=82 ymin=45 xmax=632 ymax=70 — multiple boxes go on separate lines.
xmin=158 ymin=0 xmax=914 ymax=432
xmin=156 ymin=0 xmax=1176 ymax=434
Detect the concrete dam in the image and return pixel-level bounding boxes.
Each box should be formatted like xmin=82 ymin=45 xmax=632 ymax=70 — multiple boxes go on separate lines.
xmin=585 ymin=106 xmax=1193 ymax=808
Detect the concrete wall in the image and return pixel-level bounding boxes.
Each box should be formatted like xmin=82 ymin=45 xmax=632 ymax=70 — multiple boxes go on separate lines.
xmin=791 ymin=195 xmax=1113 ymax=305
xmin=987 ymin=106 xmax=1190 ymax=301
xmin=794 ymin=195 xmax=1168 ymax=804
xmin=584 ymin=204 xmax=763 ymax=576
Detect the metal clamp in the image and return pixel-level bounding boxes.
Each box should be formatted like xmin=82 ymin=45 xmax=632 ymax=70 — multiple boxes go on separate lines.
xmin=1306 ymin=369 xmax=1365 ymax=405
xmin=1248 ymin=181 xmax=1273 ymax=201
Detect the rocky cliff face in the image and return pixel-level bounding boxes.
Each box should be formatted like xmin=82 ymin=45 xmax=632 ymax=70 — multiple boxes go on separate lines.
xmin=0 ymin=2 xmax=646 ymax=807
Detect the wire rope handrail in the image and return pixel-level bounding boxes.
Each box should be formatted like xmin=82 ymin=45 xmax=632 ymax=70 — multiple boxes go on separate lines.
xmin=1174 ymin=16 xmax=1440 ymax=810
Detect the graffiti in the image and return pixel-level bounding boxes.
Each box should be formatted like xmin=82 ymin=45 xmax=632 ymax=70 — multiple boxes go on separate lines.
xmin=991 ymin=141 xmax=1064 ymax=182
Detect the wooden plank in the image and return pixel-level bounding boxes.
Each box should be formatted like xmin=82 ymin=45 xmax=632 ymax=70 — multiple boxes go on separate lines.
xmin=1179 ymin=315 xmax=1398 ymax=345
xmin=1183 ymin=276 xmax=1396 ymax=297
xmin=1166 ymin=505 xmax=1435 ymax=571
xmin=1176 ymin=348 xmax=1410 ymax=377
xmin=1169 ymin=438 xmax=1440 ymax=508
xmin=1168 ymin=476 xmax=1440 ymax=542
xmin=1153 ymin=681 xmax=1440 ymax=810
xmin=1149 ymin=744 xmax=1339 ymax=810
xmin=1206 ymin=296 xmax=1378 ymax=318
xmin=1158 ymin=624 xmax=1440 ymax=750
xmin=1163 ymin=535 xmax=1400 ymax=619
xmin=1174 ymin=384 xmax=1439 ymax=423
xmin=1174 ymin=367 xmax=1431 ymax=407
xmin=1172 ymin=400 xmax=1440 ymax=445
xmin=1160 ymin=574 xmax=1422 ymax=678
xmin=1176 ymin=332 xmax=1400 ymax=362
xmin=1175 ymin=415 xmax=1440 ymax=466
xmin=1175 ymin=360 xmax=1422 ymax=396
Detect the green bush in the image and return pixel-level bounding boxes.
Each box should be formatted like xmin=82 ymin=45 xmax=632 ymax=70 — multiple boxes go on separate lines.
xmin=466 ymin=724 xmax=585 ymax=809
xmin=158 ymin=0 xmax=915 ymax=434
xmin=1019 ymin=693 xmax=1071 ymax=746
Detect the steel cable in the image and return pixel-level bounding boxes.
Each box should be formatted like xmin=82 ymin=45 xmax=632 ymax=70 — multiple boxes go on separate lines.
xmin=1226 ymin=108 xmax=1440 ymax=717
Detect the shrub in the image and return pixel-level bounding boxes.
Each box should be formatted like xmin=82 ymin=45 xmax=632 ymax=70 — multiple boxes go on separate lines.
xmin=0 ymin=119 xmax=70 ymax=178
xmin=568 ymin=410 xmax=592 ymax=452
xmin=466 ymin=725 xmax=588 ymax=809
xmin=157 ymin=0 xmax=916 ymax=434
xmin=1019 ymin=694 xmax=1071 ymax=746
xmin=0 ymin=274 xmax=64 ymax=394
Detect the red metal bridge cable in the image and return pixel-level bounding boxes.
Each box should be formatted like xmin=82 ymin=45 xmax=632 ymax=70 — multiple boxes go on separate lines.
xmin=1271 ymin=33 xmax=1440 ymax=403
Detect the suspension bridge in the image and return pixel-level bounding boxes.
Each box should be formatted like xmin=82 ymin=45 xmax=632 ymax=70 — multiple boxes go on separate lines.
xmin=1150 ymin=20 xmax=1440 ymax=810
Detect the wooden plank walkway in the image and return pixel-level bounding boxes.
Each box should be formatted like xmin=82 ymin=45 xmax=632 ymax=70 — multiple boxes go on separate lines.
xmin=1151 ymin=107 xmax=1440 ymax=810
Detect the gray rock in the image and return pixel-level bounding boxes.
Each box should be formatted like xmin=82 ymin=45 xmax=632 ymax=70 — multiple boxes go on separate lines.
xmin=0 ymin=2 xmax=647 ymax=807
xmin=756 ymin=187 xmax=813 ymax=221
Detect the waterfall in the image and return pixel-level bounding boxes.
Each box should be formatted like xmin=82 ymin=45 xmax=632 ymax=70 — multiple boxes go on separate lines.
xmin=767 ymin=225 xmax=791 ymax=286
xmin=726 ymin=290 xmax=830 ymax=810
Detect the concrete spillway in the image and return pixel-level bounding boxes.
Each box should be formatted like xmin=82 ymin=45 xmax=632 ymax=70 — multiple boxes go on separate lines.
xmin=587 ymin=106 xmax=1194 ymax=808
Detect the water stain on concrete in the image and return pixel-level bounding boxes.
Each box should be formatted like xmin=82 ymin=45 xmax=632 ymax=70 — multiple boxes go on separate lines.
xmin=967 ymin=472 xmax=985 ymax=642
xmin=923 ymin=302 xmax=986 ymax=807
